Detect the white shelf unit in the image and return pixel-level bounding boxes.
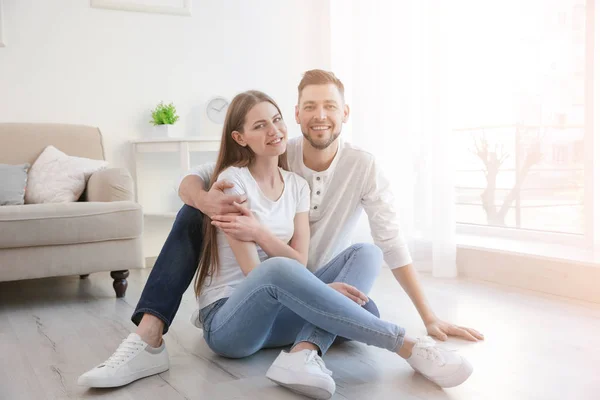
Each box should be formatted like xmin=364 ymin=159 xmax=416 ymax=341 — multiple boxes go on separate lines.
xmin=131 ymin=137 xmax=221 ymax=217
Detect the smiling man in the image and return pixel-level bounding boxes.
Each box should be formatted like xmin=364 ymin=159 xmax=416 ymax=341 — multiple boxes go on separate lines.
xmin=288 ymin=70 xmax=483 ymax=342
xmin=78 ymin=70 xmax=483 ymax=397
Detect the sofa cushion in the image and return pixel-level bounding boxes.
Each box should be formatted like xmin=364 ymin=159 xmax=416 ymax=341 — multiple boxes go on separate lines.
xmin=0 ymin=123 xmax=105 ymax=166
xmin=0 ymin=201 xmax=143 ymax=249
xmin=25 ymin=145 xmax=108 ymax=204
xmin=0 ymin=163 xmax=30 ymax=206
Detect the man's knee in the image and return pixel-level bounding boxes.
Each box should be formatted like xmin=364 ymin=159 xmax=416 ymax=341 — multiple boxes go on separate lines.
xmin=352 ymin=243 xmax=383 ymax=260
xmin=172 ymin=205 xmax=204 ymax=232
xmin=352 ymin=243 xmax=383 ymax=274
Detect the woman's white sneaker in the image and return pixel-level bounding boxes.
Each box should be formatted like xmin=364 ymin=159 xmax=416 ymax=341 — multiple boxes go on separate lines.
xmin=78 ymin=333 xmax=169 ymax=388
xmin=266 ymin=349 xmax=336 ymax=399
xmin=405 ymin=336 xmax=473 ymax=388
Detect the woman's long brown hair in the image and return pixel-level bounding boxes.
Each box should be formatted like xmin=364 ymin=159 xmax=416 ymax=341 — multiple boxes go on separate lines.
xmin=194 ymin=90 xmax=289 ymax=297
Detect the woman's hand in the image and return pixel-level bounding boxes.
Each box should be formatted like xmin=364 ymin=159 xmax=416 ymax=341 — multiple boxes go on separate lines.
xmin=211 ymin=202 xmax=262 ymax=242
xmin=328 ymin=282 xmax=369 ymax=306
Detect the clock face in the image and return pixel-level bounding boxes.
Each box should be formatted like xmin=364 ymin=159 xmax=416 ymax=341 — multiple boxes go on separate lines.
xmin=207 ymin=97 xmax=230 ymax=124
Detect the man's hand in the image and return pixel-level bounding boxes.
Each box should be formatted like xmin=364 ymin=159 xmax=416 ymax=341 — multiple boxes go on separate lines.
xmin=425 ymin=317 xmax=484 ymax=342
xmin=328 ymin=282 xmax=369 ymax=306
xmin=200 ymin=181 xmax=247 ymax=218
xmin=211 ymin=202 xmax=261 ymax=242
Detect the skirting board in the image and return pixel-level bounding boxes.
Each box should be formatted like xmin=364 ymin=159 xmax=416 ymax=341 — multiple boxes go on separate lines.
xmin=90 ymin=0 xmax=192 ymax=16
xmin=457 ymin=248 xmax=600 ymax=304
xmin=145 ymin=256 xmax=158 ymax=268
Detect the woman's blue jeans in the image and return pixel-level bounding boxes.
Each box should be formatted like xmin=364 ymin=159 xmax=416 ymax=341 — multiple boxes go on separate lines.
xmin=201 ymin=247 xmax=406 ymax=357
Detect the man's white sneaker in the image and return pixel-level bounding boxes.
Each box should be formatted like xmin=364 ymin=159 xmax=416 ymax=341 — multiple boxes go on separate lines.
xmin=405 ymin=336 xmax=473 ymax=388
xmin=266 ymin=349 xmax=336 ymax=399
xmin=78 ymin=333 xmax=169 ymax=388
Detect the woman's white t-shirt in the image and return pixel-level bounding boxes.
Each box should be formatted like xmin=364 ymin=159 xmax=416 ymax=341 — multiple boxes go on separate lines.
xmin=196 ymin=166 xmax=310 ymax=311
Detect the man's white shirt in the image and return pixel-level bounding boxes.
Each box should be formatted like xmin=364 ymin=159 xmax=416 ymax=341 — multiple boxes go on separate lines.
xmin=180 ymin=136 xmax=412 ymax=271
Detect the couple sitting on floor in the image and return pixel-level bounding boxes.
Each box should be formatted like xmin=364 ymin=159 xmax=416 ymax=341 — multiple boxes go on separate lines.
xmin=78 ymin=70 xmax=483 ymax=399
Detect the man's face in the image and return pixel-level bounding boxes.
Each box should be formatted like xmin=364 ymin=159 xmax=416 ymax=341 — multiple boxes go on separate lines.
xmin=295 ymin=84 xmax=349 ymax=150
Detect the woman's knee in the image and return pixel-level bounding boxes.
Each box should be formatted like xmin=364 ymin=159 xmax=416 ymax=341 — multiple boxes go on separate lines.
xmin=254 ymin=257 xmax=306 ymax=283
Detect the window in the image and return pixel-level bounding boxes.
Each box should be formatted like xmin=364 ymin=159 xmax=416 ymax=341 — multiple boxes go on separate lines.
xmin=451 ymin=0 xmax=593 ymax=237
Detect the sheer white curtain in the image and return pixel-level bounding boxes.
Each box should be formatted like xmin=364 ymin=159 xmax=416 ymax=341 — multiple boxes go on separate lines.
xmin=330 ymin=0 xmax=457 ymax=277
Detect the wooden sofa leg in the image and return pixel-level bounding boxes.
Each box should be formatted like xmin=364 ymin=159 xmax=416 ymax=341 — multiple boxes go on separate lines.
xmin=80 ymin=274 xmax=90 ymax=279
xmin=110 ymin=270 xmax=130 ymax=298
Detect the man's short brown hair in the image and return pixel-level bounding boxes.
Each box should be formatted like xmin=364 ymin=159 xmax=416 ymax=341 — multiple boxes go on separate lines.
xmin=298 ymin=69 xmax=345 ymax=103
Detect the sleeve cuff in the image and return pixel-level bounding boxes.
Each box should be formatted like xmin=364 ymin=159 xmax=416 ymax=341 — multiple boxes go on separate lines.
xmin=382 ymin=245 xmax=413 ymax=269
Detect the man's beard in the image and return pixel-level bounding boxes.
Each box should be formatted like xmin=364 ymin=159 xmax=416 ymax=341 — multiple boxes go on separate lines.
xmin=301 ymin=129 xmax=341 ymax=150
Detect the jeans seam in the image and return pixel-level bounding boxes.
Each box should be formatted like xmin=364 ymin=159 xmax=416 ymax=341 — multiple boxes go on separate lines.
xmin=337 ymin=246 xmax=359 ymax=283
xmin=315 ymin=244 xmax=364 ymax=283
xmin=392 ymin=327 xmax=406 ymax=352
xmin=313 ymin=246 xmax=355 ymax=279
xmin=209 ymin=285 xmax=276 ymax=333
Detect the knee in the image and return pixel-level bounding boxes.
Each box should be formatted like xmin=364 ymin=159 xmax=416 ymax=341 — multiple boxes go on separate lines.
xmin=173 ymin=205 xmax=204 ymax=233
xmin=255 ymin=257 xmax=306 ymax=283
xmin=352 ymin=243 xmax=383 ymax=274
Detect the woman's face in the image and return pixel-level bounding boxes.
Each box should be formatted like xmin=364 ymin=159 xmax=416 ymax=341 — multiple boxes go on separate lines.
xmin=233 ymin=101 xmax=287 ymax=157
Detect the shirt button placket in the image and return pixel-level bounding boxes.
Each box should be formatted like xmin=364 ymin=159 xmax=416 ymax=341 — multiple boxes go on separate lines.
xmin=313 ymin=175 xmax=322 ymax=210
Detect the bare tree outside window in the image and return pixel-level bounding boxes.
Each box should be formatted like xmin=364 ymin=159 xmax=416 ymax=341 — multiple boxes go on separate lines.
xmin=451 ymin=0 xmax=588 ymax=235
xmin=470 ymin=128 xmax=542 ymax=227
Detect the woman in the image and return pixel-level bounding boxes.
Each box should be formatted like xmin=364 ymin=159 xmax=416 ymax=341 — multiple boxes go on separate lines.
xmin=193 ymin=90 xmax=473 ymax=400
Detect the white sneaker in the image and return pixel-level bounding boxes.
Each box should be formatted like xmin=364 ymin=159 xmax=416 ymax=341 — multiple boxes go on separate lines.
xmin=266 ymin=349 xmax=336 ymax=399
xmin=78 ymin=333 xmax=169 ymax=388
xmin=405 ymin=336 xmax=473 ymax=388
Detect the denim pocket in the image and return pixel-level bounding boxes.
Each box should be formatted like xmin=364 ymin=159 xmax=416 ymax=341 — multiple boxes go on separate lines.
xmin=199 ymin=298 xmax=228 ymax=332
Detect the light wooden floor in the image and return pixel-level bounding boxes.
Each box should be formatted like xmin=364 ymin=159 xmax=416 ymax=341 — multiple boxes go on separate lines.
xmin=1 ymin=267 xmax=599 ymax=400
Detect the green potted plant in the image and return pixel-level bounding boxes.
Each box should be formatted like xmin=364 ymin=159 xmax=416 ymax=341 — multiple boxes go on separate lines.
xmin=150 ymin=101 xmax=180 ymax=137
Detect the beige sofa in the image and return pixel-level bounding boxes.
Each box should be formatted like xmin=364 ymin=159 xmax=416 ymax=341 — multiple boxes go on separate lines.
xmin=0 ymin=123 xmax=144 ymax=297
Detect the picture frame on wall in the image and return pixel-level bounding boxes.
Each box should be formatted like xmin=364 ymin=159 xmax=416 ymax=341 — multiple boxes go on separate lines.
xmin=90 ymin=0 xmax=192 ymax=16
xmin=0 ymin=0 xmax=5 ymax=48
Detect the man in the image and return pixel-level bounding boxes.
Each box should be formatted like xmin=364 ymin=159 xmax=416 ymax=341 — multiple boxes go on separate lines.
xmin=79 ymin=70 xmax=483 ymax=392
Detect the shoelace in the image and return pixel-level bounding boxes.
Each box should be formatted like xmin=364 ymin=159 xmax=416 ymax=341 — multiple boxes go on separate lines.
xmin=306 ymin=350 xmax=333 ymax=376
xmin=415 ymin=336 xmax=445 ymax=366
xmin=102 ymin=338 xmax=145 ymax=368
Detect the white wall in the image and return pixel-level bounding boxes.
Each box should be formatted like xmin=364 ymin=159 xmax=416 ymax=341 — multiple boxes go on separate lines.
xmin=0 ymin=0 xmax=331 ymax=258
xmin=0 ymin=0 xmax=331 ymax=166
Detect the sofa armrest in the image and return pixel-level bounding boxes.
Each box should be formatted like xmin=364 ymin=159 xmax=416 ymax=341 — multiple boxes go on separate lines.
xmin=86 ymin=168 xmax=135 ymax=202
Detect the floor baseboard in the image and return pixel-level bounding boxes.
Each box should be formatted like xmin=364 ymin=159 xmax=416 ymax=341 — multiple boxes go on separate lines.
xmin=457 ymin=247 xmax=600 ymax=304
xmin=145 ymin=256 xmax=157 ymax=268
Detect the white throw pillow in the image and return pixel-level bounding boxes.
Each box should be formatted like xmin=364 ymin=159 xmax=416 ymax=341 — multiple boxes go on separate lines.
xmin=25 ymin=145 xmax=108 ymax=204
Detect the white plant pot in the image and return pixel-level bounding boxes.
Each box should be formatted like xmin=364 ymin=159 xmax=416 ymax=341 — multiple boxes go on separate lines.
xmin=153 ymin=124 xmax=177 ymax=138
